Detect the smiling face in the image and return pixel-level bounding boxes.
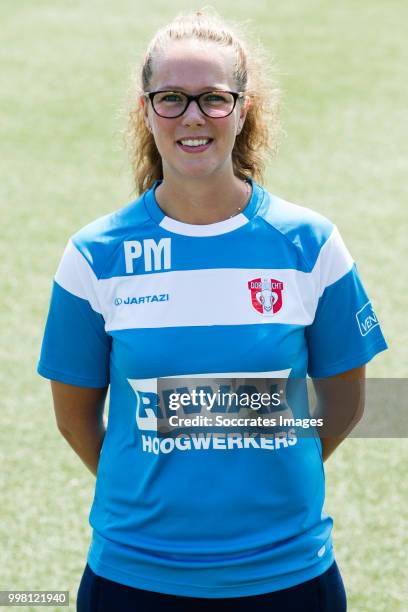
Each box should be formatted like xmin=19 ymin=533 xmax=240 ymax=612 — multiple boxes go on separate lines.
xmin=140 ymin=39 xmax=249 ymax=182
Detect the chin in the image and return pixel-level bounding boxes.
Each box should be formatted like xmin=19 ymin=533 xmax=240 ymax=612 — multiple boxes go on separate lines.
xmin=178 ymin=160 xmax=222 ymax=178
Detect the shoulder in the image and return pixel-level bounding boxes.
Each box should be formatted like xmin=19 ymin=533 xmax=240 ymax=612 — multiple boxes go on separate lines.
xmin=68 ymin=193 xmax=151 ymax=277
xmin=256 ymin=186 xmax=337 ymax=272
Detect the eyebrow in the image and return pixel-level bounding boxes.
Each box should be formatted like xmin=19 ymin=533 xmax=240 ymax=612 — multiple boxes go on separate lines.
xmin=156 ymin=85 xmax=230 ymax=93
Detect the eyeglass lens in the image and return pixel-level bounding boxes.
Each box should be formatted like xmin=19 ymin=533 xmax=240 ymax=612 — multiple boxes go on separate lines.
xmin=152 ymin=91 xmax=236 ymax=118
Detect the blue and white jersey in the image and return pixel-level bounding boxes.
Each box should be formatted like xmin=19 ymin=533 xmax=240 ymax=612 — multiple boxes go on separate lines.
xmin=37 ymin=178 xmax=387 ymax=597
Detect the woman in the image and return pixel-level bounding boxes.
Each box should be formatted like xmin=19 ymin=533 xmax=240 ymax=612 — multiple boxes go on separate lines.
xmin=37 ymin=9 xmax=387 ymax=611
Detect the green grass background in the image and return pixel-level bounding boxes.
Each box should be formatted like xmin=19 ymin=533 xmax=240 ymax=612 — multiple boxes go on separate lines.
xmin=1 ymin=1 xmax=407 ymax=610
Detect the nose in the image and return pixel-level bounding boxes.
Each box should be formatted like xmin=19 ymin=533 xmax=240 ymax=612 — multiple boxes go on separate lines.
xmin=181 ymin=99 xmax=206 ymax=125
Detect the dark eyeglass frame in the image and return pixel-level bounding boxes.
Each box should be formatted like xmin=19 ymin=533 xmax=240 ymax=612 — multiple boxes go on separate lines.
xmin=143 ymin=90 xmax=245 ymax=118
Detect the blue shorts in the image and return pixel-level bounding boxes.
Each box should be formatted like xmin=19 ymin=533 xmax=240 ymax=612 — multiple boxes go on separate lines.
xmin=77 ymin=559 xmax=347 ymax=611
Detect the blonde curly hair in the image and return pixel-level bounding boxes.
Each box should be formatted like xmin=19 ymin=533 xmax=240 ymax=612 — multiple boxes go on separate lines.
xmin=124 ymin=7 xmax=281 ymax=196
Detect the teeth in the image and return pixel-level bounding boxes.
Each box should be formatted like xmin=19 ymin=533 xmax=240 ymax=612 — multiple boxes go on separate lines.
xmin=180 ymin=138 xmax=210 ymax=147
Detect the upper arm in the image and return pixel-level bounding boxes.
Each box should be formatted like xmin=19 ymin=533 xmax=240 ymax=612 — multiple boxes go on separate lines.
xmin=51 ymin=380 xmax=108 ymax=434
xmin=319 ymin=364 xmax=366 ymax=381
xmin=311 ymin=365 xmax=366 ymax=436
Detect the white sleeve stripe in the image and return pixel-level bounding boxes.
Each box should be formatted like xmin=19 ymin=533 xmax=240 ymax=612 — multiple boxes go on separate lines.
xmin=313 ymin=226 xmax=354 ymax=298
xmin=54 ymin=239 xmax=102 ymax=314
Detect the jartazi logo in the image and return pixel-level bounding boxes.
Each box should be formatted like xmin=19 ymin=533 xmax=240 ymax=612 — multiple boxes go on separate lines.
xmin=356 ymin=301 xmax=379 ymax=336
xmin=248 ymin=277 xmax=284 ymax=315
xmin=114 ymin=294 xmax=170 ymax=306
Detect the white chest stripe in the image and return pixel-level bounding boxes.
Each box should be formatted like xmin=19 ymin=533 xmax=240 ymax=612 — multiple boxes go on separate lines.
xmin=99 ymin=267 xmax=315 ymax=330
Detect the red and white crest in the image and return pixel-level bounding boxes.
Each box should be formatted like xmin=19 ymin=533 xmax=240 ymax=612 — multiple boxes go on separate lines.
xmin=248 ymin=277 xmax=284 ymax=315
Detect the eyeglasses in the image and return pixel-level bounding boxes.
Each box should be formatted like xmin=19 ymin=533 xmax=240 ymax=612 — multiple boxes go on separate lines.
xmin=144 ymin=90 xmax=245 ymax=119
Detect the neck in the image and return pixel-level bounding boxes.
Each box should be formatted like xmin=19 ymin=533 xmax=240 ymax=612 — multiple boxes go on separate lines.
xmin=154 ymin=171 xmax=251 ymax=224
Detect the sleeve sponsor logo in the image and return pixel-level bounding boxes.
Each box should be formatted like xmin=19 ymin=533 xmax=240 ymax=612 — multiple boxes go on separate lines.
xmin=356 ymin=301 xmax=379 ymax=336
xmin=248 ymin=277 xmax=284 ymax=315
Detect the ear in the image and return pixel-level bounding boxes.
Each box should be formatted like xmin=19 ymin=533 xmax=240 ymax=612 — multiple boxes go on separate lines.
xmin=241 ymin=95 xmax=251 ymax=118
xmin=139 ymin=94 xmax=151 ymax=131
xmin=237 ymin=96 xmax=251 ymax=134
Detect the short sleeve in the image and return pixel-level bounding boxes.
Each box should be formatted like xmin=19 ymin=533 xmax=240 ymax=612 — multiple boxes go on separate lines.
xmin=305 ymin=227 xmax=388 ymax=377
xmin=37 ymin=239 xmax=111 ymax=388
